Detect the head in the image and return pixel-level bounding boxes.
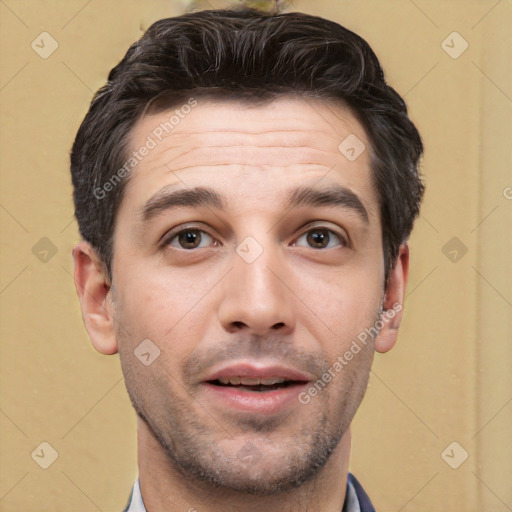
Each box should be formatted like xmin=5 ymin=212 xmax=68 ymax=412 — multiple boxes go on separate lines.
xmin=71 ymin=8 xmax=424 ymax=497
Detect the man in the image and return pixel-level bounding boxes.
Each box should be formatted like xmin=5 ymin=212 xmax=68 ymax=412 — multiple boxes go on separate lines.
xmin=70 ymin=6 xmax=424 ymax=512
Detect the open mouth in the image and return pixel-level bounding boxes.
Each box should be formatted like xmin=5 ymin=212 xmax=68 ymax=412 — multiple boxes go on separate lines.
xmin=206 ymin=379 xmax=306 ymax=393
xmin=202 ymin=372 xmax=311 ymax=413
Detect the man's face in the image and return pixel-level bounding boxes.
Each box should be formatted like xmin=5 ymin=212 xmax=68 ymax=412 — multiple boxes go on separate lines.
xmin=107 ymin=96 xmax=388 ymax=494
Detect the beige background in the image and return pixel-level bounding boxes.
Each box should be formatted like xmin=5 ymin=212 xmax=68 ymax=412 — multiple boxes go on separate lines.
xmin=1 ymin=0 xmax=511 ymax=510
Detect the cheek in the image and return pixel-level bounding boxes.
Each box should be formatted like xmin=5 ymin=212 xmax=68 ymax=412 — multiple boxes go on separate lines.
xmin=294 ymin=265 xmax=383 ymax=336
xmin=114 ymin=270 xmax=213 ymax=362
xmin=115 ymin=267 xmax=184 ymax=326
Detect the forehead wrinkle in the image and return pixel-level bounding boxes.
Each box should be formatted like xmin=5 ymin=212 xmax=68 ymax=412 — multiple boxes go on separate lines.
xmin=151 ymin=127 xmax=343 ymax=145
xmin=132 ymin=136 xmax=339 ymax=168
xmin=134 ymin=148 xmax=340 ymax=184
xmin=137 ymin=144 xmax=341 ymax=179
xmin=125 ymin=99 xmax=372 ymax=194
xmin=127 ymin=127 xmax=343 ymax=184
xmin=129 ymin=95 xmax=366 ymax=155
xmin=129 ymin=119 xmax=347 ymax=155
xmin=157 ymin=127 xmax=338 ymax=137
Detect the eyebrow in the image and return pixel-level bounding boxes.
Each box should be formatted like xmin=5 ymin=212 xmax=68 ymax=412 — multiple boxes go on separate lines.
xmin=287 ymin=184 xmax=369 ymax=223
xmin=140 ymin=183 xmax=369 ymax=224
xmin=141 ymin=185 xmax=225 ymax=222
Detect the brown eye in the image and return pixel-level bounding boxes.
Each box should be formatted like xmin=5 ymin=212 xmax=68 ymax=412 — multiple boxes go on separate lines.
xmin=307 ymin=229 xmax=329 ymax=248
xmin=165 ymin=228 xmax=215 ymax=250
xmin=295 ymin=227 xmax=347 ymax=249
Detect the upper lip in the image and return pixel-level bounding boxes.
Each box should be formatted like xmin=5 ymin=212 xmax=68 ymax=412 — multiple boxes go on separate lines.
xmin=203 ymin=362 xmax=313 ymax=383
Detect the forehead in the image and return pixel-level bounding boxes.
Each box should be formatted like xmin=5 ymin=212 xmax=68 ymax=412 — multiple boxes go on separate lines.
xmin=120 ymin=95 xmax=378 ymax=221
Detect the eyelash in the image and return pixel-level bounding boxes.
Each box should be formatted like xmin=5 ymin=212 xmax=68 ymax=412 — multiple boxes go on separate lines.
xmin=162 ymin=225 xmax=349 ymax=251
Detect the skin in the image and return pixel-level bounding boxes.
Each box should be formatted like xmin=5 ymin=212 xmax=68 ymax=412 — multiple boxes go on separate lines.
xmin=73 ymin=96 xmax=409 ymax=512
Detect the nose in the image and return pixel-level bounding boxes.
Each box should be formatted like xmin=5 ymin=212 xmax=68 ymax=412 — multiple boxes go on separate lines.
xmin=217 ymin=239 xmax=296 ymax=337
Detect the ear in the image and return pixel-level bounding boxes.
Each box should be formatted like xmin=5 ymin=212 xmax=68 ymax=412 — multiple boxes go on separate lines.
xmin=72 ymin=241 xmax=118 ymax=355
xmin=374 ymin=244 xmax=409 ymax=353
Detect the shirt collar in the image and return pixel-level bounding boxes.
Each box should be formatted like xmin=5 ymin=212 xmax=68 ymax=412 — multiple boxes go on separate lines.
xmin=123 ymin=477 xmax=145 ymax=512
xmin=123 ymin=474 xmax=363 ymax=512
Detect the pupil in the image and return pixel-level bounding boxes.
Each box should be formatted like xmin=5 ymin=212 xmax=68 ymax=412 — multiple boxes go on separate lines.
xmin=308 ymin=229 xmax=328 ymax=248
xmin=180 ymin=230 xmax=200 ymax=248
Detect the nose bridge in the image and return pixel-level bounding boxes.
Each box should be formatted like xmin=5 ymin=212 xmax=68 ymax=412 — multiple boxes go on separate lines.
xmin=237 ymin=239 xmax=280 ymax=299
xmin=218 ymin=232 xmax=295 ymax=335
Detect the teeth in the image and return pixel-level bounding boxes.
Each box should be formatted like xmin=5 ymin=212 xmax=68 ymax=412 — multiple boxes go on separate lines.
xmin=260 ymin=377 xmax=286 ymax=385
xmin=217 ymin=376 xmax=287 ymax=386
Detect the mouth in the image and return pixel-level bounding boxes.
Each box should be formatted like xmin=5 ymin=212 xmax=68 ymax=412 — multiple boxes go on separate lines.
xmin=200 ymin=363 xmax=313 ymax=414
xmin=205 ymin=377 xmax=307 ymax=393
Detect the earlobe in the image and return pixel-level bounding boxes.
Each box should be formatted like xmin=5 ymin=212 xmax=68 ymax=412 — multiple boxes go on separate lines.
xmin=374 ymin=244 xmax=409 ymax=353
xmin=72 ymin=241 xmax=119 ymax=355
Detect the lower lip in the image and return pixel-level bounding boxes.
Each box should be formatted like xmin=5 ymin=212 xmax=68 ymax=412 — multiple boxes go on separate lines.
xmin=201 ymin=382 xmax=309 ymax=414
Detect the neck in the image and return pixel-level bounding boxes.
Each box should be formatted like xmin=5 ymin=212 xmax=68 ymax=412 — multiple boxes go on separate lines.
xmin=136 ymin=417 xmax=351 ymax=512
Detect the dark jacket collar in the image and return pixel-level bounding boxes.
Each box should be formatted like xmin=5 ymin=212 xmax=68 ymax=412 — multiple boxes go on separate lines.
xmin=345 ymin=472 xmax=376 ymax=512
